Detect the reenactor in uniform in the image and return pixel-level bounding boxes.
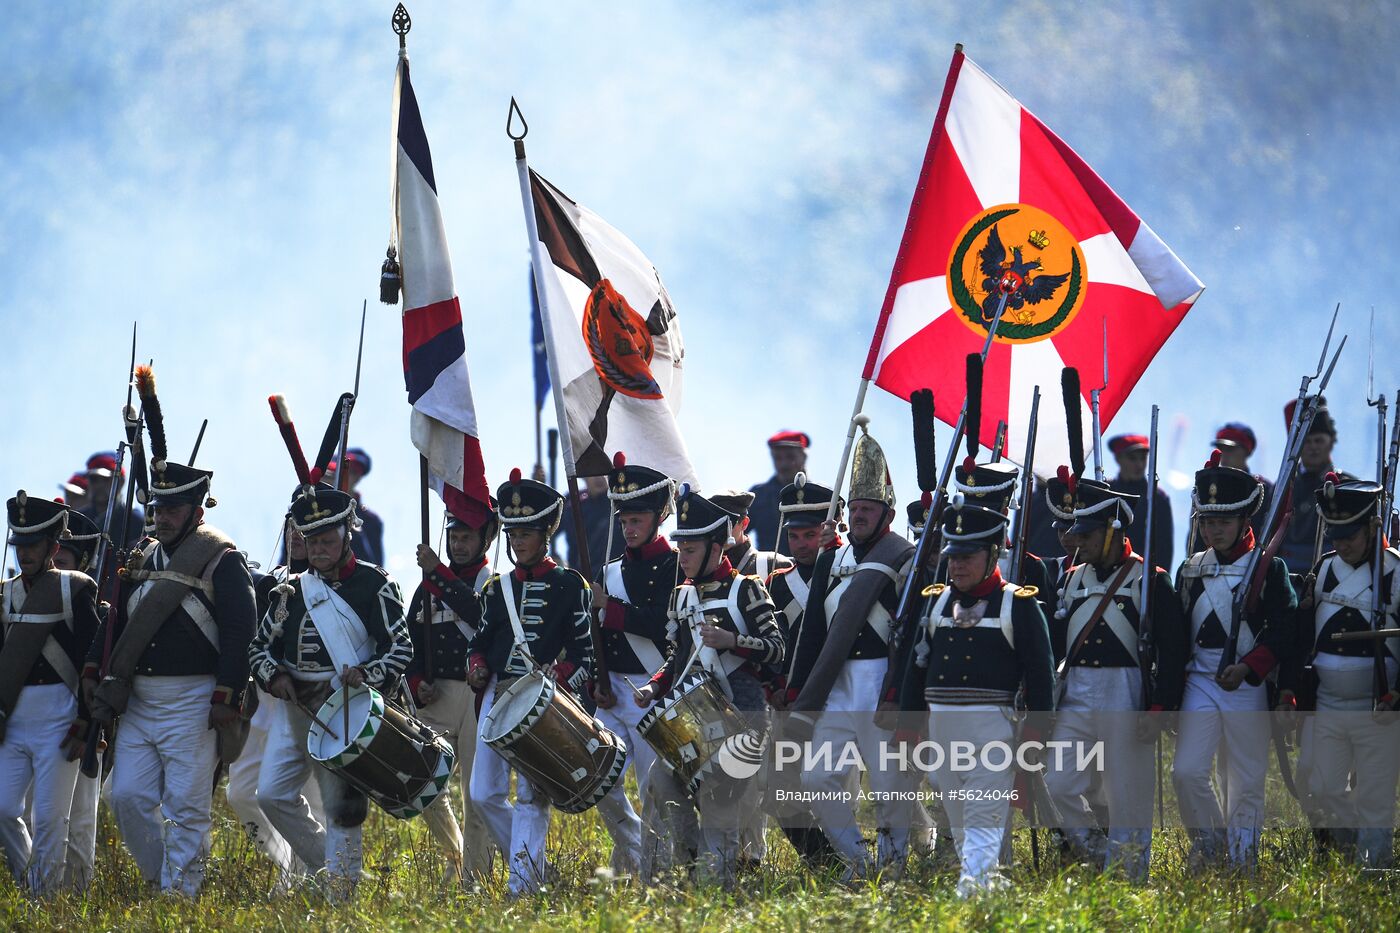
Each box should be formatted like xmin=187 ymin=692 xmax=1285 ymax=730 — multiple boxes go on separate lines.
xmin=1107 ymin=434 xmax=1175 ymax=573
xmin=748 ymin=430 xmax=811 ymax=552
xmin=1046 ymin=477 xmax=1187 ymax=880
xmin=83 ymin=449 xmax=256 ymax=896
xmin=249 ymin=486 xmax=413 ymax=898
xmin=712 ymin=489 xmax=793 ymax=580
xmin=466 ymin=469 xmax=594 ymax=897
xmin=0 ymin=495 xmax=101 ymax=895
xmin=763 ymin=474 xmax=842 ymax=869
xmin=1279 ymin=398 xmax=1352 ymax=574
xmin=787 ymin=423 xmax=918 ymax=879
xmin=1280 ymin=477 xmax=1400 ymax=867
xmin=633 ymin=487 xmax=785 ymax=887
xmin=50 ymin=507 xmax=103 ymax=893
xmin=950 ymin=456 xmax=1054 ymax=618
xmin=410 ymin=499 xmax=501 ymax=885
xmin=1172 ymin=454 xmax=1296 ymax=870
xmin=590 ymin=455 xmax=676 ymax=879
xmin=898 ymin=501 xmax=1054 ymax=896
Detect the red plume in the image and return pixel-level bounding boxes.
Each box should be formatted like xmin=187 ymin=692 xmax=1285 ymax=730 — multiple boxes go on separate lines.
xmin=510 ymin=467 xmax=523 ymax=484
xmin=268 ymin=395 xmax=312 ymax=486
xmin=962 ymin=455 xmax=976 ymax=475
xmin=613 ymin=451 xmax=626 ymax=469
xmin=1325 ymin=471 xmax=1339 ymax=485
xmin=1206 ymin=449 xmax=1221 ymax=468
xmin=920 ymin=490 xmax=933 ymax=508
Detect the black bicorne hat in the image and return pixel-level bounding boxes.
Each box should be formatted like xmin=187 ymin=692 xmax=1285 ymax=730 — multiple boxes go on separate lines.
xmin=672 ymin=485 xmax=738 ymax=543
xmin=58 ymin=508 xmax=102 ymax=569
xmin=780 ymin=473 xmax=838 ymax=529
xmin=939 ymin=499 xmax=1009 ymax=556
xmin=1045 ymin=466 xmax=1076 ymax=526
xmin=607 ymin=453 xmax=674 ymax=515
xmin=1317 ymin=475 xmax=1380 ymax=540
xmin=497 ymin=469 xmax=564 ymax=532
xmin=953 ymin=458 xmax=1020 ymax=515
xmin=1191 ymin=450 xmax=1263 ymax=518
xmin=1067 ymin=478 xmax=1138 ymax=536
xmin=906 ymin=491 xmax=933 ymax=537
xmin=289 ymin=487 xmax=357 ymax=536
xmin=149 ymin=461 xmax=215 ymax=509
xmin=7 ymin=492 xmax=68 ymax=546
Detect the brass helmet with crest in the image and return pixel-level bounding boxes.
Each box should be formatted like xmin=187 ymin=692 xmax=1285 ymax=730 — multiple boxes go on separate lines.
xmin=848 ymin=416 xmax=896 ymax=508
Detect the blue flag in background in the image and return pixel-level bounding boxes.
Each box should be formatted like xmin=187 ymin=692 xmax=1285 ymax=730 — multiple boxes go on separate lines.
xmin=530 ymin=264 xmax=550 ymax=411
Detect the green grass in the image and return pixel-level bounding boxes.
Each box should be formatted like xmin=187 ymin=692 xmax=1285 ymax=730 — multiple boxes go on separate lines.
xmin=2 ymin=785 xmax=1396 ymax=932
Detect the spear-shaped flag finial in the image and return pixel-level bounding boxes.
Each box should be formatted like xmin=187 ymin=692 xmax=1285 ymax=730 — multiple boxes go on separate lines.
xmin=392 ymin=3 xmax=411 ymax=51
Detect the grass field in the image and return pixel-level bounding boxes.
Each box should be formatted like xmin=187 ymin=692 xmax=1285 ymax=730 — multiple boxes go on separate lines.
xmin=1 ymin=782 xmax=1395 ymax=933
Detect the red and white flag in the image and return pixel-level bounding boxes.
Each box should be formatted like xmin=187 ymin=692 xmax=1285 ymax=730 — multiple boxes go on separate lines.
xmin=523 ymin=169 xmax=697 ymax=487
xmin=866 ymin=48 xmax=1203 ymax=471
xmin=391 ymin=53 xmax=492 ymax=523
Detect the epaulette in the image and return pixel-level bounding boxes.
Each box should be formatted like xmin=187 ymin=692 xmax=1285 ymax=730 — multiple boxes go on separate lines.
xmin=1014 ymin=585 xmax=1039 ymax=599
xmin=921 ymin=582 xmax=947 ymax=597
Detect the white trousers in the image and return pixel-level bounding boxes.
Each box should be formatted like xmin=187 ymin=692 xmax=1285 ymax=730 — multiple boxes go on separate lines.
xmin=417 ymin=678 xmax=497 ymax=880
xmin=0 ymin=683 xmax=81 ymax=895
xmin=469 ymin=678 xmax=551 ymax=895
xmin=927 ymin=704 xmax=1016 ymax=894
xmin=109 ymin=674 xmax=218 ymax=895
xmin=1305 ymin=666 xmax=1400 ymax=868
xmin=1172 ymin=672 xmax=1268 ymax=868
xmin=64 ymin=771 xmax=99 ymax=892
xmin=256 ymin=700 xmax=361 ymax=882
xmin=800 ymin=658 xmax=913 ymax=870
xmin=1044 ymin=667 xmax=1154 ymax=880
xmin=592 ymin=671 xmax=654 ymax=877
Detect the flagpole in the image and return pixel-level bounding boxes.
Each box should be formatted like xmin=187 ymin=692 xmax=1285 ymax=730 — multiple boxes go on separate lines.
xmin=833 ymin=43 xmax=967 ymax=520
xmin=420 ymin=454 xmax=432 ymax=683
xmin=510 ymin=98 xmax=611 ymax=691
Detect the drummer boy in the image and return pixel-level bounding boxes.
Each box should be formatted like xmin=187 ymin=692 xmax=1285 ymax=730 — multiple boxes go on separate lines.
xmin=249 ymin=485 xmax=413 ymax=901
xmin=466 ymin=469 xmax=594 ymax=897
xmin=633 ymin=487 xmax=785 ymax=888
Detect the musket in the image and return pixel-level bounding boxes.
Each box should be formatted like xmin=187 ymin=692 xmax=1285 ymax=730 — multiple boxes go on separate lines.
xmin=1091 ymin=319 xmax=1108 ymax=482
xmin=188 ymin=419 xmax=208 ymax=466
xmin=990 ymin=421 xmax=1007 ymax=464
xmin=1220 ymin=305 xmax=1345 ymax=678
xmin=1366 ymin=384 xmax=1400 ymax=703
xmin=335 ymin=301 xmax=368 ymax=492
xmin=1005 ymin=388 xmax=1040 ymax=587
xmin=1138 ymin=405 xmax=1159 ymax=711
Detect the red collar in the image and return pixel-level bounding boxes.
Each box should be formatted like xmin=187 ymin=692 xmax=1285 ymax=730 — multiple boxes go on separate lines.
xmin=689 ymin=557 xmax=734 ymax=586
xmin=451 ymin=557 xmax=488 ymax=578
xmin=627 ymin=535 xmax=672 ymax=562
xmin=823 ymin=536 xmax=844 ymax=551
xmin=336 ymin=553 xmax=358 ymax=581
xmin=513 ymin=556 xmax=558 ymax=581
xmin=1216 ymin=526 xmax=1256 ymax=564
xmin=958 ymin=568 xmax=1005 ymax=600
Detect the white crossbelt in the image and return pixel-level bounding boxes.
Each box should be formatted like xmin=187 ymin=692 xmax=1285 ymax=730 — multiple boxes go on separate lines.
xmin=603 ymin=561 xmax=667 ymax=675
xmin=300 ymin=572 xmax=374 ymax=688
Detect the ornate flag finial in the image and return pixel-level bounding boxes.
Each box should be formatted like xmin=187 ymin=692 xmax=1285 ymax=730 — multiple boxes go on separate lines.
xmin=392 ymin=4 xmax=411 ymax=50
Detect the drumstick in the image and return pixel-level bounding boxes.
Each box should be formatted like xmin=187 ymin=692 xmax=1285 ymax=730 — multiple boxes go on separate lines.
xmin=622 ymin=675 xmax=646 ymax=699
xmin=295 ymin=701 xmax=340 ymax=742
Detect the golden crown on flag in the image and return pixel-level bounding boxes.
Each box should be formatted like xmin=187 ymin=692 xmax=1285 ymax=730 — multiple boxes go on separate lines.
xmin=1027 ymin=229 xmax=1049 ymax=249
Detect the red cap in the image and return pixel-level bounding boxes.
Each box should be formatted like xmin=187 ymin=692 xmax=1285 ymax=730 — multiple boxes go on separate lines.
xmin=1214 ymin=423 xmax=1256 ymax=454
xmin=767 ymin=430 xmax=811 ymax=449
xmin=1108 ymin=434 xmax=1150 ymax=456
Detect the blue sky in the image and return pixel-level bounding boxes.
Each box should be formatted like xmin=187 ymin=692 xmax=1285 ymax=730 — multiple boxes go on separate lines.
xmin=2 ymin=1 xmax=1395 ymax=578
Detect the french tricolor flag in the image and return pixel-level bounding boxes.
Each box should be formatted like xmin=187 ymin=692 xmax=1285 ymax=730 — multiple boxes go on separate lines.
xmin=391 ymin=53 xmax=492 ymax=524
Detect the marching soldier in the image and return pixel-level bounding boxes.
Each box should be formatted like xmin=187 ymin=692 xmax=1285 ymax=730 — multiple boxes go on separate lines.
xmin=589 ymin=455 xmax=676 ymax=879
xmin=787 ymin=422 xmax=918 ymax=880
xmin=466 ymin=469 xmax=594 ymax=897
xmin=712 ymin=490 xmax=793 ymax=579
xmin=1045 ymin=477 xmax=1187 ymax=880
xmin=1279 ymin=397 xmax=1352 ymax=574
xmin=748 ymin=430 xmax=811 ymax=552
xmin=408 ymin=499 xmax=501 ymax=885
xmin=951 ymin=457 xmax=1054 ymax=617
xmin=249 ymin=485 xmax=412 ymax=898
xmin=1107 ymin=434 xmax=1175 ymax=573
xmin=83 ymin=448 xmax=256 ymax=896
xmin=1172 ymin=453 xmax=1296 ymax=871
xmin=0 ymin=495 xmax=101 ymax=895
xmin=49 ymin=508 xmax=103 ymax=893
xmin=633 ymin=487 xmax=785 ymax=888
xmin=898 ymin=501 xmax=1054 ymax=896
xmin=1280 ymin=477 xmax=1400 ymax=867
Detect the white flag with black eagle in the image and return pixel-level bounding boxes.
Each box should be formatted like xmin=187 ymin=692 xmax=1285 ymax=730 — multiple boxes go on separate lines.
xmin=526 ymin=170 xmax=697 ymax=487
